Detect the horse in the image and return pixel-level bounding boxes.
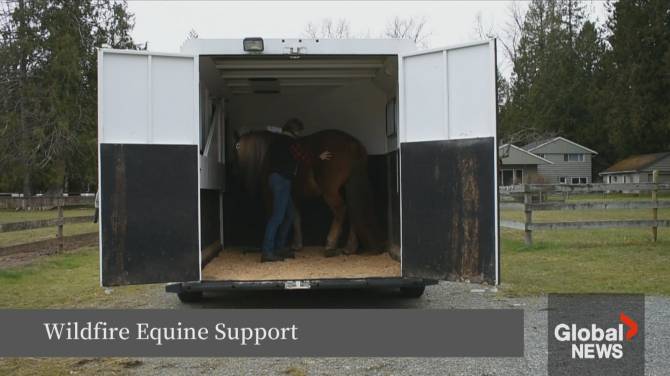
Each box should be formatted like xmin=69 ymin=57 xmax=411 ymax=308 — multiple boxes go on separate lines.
xmin=232 ymin=129 xmax=386 ymax=257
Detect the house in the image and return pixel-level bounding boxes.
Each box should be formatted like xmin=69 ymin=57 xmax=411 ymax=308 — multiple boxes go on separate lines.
xmin=599 ymin=152 xmax=670 ymax=184
xmin=499 ymin=144 xmax=553 ymax=185
xmin=522 ymin=137 xmax=598 ymax=184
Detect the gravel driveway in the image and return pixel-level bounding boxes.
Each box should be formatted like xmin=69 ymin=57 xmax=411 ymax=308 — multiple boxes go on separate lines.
xmin=101 ymin=281 xmax=669 ymax=376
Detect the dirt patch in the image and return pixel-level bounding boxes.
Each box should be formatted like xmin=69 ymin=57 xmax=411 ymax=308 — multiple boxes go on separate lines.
xmin=202 ymin=246 xmax=400 ymax=280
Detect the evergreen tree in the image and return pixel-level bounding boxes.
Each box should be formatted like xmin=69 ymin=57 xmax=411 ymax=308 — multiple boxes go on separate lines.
xmin=500 ymin=0 xmax=604 ymax=159
xmin=0 ymin=0 xmax=136 ymax=194
xmin=603 ymin=0 xmax=670 ymax=158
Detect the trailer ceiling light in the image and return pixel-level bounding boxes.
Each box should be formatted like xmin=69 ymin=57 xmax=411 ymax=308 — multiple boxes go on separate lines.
xmin=243 ymin=38 xmax=264 ymax=52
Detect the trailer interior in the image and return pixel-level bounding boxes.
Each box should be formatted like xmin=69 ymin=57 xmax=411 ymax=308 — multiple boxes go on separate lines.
xmin=197 ymin=54 xmax=402 ymax=281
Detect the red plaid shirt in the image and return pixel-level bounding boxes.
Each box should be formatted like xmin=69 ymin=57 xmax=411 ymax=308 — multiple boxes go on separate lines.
xmin=289 ymin=143 xmax=315 ymax=166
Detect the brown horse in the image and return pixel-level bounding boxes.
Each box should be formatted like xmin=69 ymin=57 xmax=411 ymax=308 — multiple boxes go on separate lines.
xmin=233 ymin=129 xmax=385 ymax=256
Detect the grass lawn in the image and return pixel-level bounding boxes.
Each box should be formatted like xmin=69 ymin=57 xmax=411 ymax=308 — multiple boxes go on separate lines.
xmin=500 ymin=224 xmax=670 ymax=296
xmin=0 ymin=246 xmax=157 ymax=309
xmin=499 ymin=193 xmax=670 ymax=295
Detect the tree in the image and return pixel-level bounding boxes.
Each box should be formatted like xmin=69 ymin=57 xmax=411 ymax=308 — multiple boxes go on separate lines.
xmin=0 ymin=0 xmax=50 ymax=195
xmin=0 ymin=0 xmax=137 ymax=195
xmin=602 ymin=0 xmax=670 ymax=159
xmin=499 ymin=0 xmax=604 ymax=152
xmin=304 ymin=18 xmax=351 ymax=39
xmin=383 ymin=16 xmax=430 ymax=47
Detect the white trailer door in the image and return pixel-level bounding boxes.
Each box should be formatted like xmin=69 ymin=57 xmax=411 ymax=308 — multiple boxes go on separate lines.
xmin=399 ymin=40 xmax=499 ymax=284
xmin=98 ymin=49 xmax=200 ymax=286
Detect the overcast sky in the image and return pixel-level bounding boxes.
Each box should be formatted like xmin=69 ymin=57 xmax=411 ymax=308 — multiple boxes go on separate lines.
xmin=127 ymin=1 xmax=608 ymax=75
xmin=129 ymin=1 xmax=508 ymax=50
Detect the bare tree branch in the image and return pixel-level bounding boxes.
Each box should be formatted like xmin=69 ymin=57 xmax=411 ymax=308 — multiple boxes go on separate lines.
xmin=383 ymin=16 xmax=431 ymax=47
xmin=303 ymin=18 xmax=351 ymax=39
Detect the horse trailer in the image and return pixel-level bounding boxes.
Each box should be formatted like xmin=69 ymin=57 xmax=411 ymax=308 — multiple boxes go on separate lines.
xmin=97 ymin=38 xmax=499 ymax=301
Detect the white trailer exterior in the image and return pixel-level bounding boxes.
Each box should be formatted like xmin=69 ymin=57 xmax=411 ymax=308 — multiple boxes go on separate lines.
xmin=97 ymin=38 xmax=499 ymax=296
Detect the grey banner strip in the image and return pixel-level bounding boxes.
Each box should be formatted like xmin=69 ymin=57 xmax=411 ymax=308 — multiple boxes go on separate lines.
xmin=0 ymin=309 xmax=523 ymax=357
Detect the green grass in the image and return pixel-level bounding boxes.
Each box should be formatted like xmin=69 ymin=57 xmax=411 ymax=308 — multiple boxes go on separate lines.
xmin=501 ymin=196 xmax=670 ymax=296
xmin=0 ymin=247 xmax=156 ymax=309
xmin=0 ymin=208 xmax=94 ymax=224
xmin=500 ymin=226 xmax=670 ymax=296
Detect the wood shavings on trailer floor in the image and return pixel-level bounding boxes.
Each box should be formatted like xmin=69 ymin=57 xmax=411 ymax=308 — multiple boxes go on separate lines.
xmin=202 ymin=246 xmax=401 ymax=281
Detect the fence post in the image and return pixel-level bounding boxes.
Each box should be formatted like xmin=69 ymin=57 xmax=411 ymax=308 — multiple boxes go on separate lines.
xmin=652 ymin=170 xmax=658 ymax=242
xmin=57 ymin=198 xmax=64 ymax=253
xmin=524 ymin=186 xmax=533 ymax=246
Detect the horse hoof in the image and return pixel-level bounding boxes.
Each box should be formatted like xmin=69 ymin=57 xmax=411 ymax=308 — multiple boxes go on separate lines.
xmin=343 ymin=248 xmax=357 ymax=255
xmin=388 ymin=251 xmax=400 ymax=262
xmin=324 ymin=248 xmax=341 ymax=258
xmin=388 ymin=244 xmax=401 ymax=261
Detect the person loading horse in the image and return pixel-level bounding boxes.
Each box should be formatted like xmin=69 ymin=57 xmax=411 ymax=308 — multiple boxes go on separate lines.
xmin=261 ymin=118 xmax=333 ymax=262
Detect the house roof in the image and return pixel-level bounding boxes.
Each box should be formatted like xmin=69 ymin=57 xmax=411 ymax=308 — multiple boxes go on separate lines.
xmin=521 ymin=138 xmax=553 ymax=151
xmin=499 ymin=144 xmax=553 ymax=165
xmin=522 ymin=136 xmax=598 ymax=155
xmin=600 ymin=152 xmax=670 ymax=175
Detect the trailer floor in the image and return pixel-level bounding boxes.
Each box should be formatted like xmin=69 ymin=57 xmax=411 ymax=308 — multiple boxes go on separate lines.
xmin=202 ymin=246 xmax=401 ymax=281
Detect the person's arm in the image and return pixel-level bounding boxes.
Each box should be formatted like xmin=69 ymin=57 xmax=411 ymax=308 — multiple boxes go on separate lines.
xmin=290 ymin=143 xmax=333 ymax=165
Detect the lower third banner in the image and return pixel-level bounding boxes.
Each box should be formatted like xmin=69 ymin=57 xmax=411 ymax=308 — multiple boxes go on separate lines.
xmin=0 ymin=309 xmax=523 ymax=357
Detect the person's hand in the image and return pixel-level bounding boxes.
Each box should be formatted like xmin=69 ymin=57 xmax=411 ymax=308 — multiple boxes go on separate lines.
xmin=319 ymin=151 xmax=333 ymax=161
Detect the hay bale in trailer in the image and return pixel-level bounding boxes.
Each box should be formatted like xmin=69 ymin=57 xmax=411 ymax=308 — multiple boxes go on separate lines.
xmin=97 ymin=38 xmax=499 ymax=302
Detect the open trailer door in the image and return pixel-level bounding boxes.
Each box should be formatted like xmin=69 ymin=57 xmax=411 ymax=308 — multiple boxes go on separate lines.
xmin=399 ymin=40 xmax=499 ymax=284
xmin=98 ymin=49 xmax=200 ymax=286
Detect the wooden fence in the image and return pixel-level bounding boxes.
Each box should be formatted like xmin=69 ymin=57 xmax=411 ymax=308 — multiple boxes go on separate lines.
xmin=0 ymin=198 xmax=96 ymax=257
xmin=499 ymin=170 xmax=670 ymax=246
xmin=0 ymin=195 xmax=95 ymax=210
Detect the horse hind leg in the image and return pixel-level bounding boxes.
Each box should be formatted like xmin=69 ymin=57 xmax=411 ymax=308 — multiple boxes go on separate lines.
xmin=323 ymin=190 xmax=346 ymax=257
xmin=291 ymin=205 xmax=303 ymax=251
xmin=343 ymin=222 xmax=359 ymax=255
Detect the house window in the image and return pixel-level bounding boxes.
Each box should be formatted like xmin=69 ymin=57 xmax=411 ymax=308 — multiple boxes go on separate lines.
xmin=613 ymin=176 xmax=618 ymax=183
xmin=500 ymin=169 xmax=523 ymax=186
xmin=571 ymin=177 xmax=587 ymax=184
xmin=559 ymin=177 xmax=567 ymax=184
xmin=564 ymin=153 xmax=585 ymax=162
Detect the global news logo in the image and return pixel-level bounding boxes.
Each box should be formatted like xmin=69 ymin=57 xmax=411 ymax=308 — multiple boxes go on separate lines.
xmin=553 ymin=312 xmax=639 ymax=359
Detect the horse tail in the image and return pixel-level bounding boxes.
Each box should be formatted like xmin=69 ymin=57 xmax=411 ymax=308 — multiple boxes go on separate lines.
xmin=344 ymin=149 xmax=385 ymax=253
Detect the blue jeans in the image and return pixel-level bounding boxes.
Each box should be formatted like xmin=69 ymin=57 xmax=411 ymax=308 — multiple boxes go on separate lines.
xmin=262 ymin=173 xmax=295 ymax=256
